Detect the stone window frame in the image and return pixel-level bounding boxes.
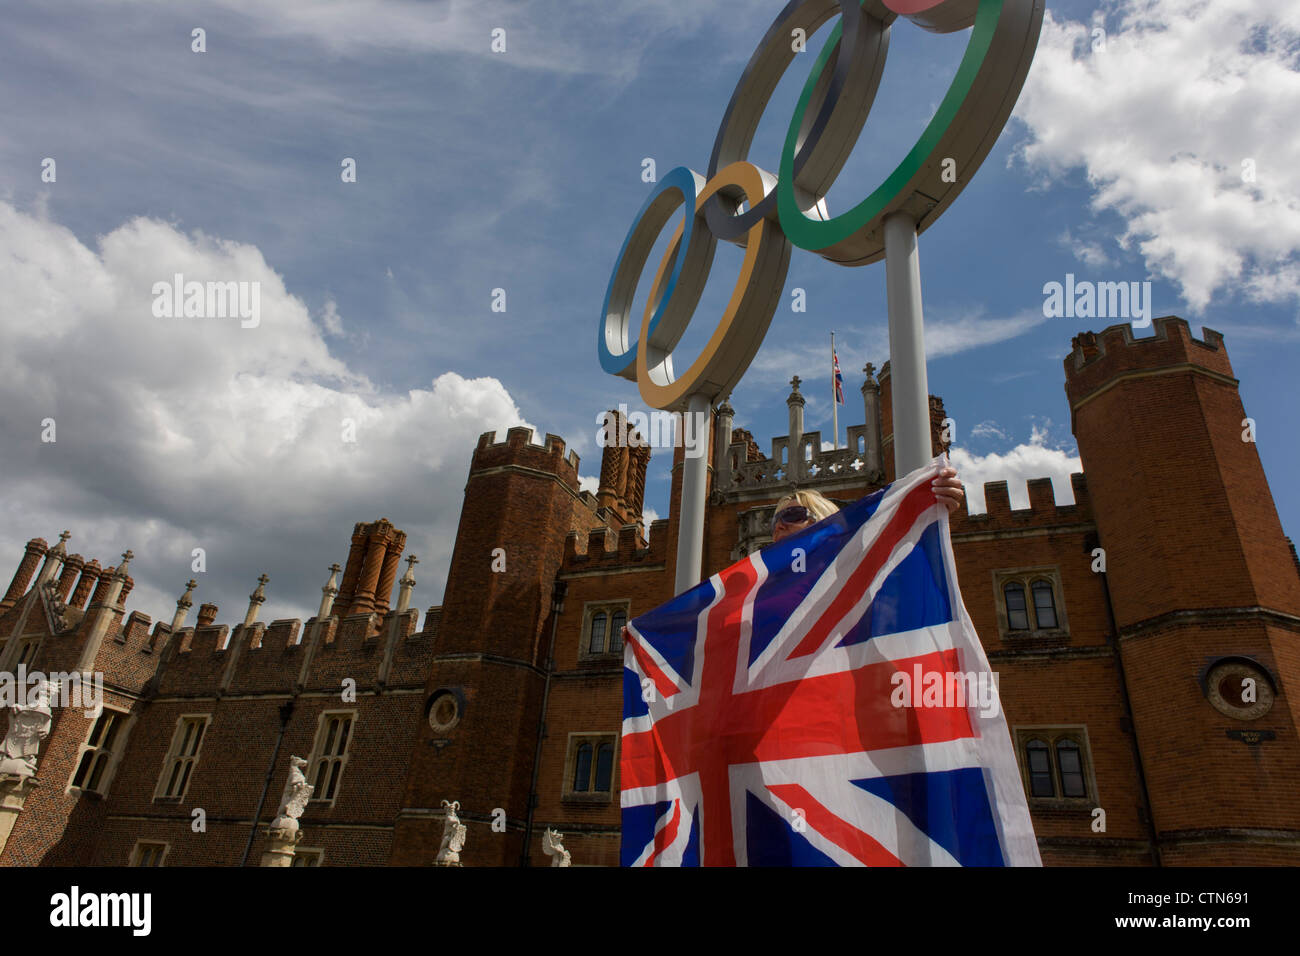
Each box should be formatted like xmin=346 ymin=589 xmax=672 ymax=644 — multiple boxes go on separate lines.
xmin=1012 ymin=724 xmax=1098 ymax=809
xmin=129 ymin=840 xmax=169 ymax=867
xmin=991 ymin=567 xmax=1069 ymax=640
xmin=292 ymin=848 xmax=324 ymax=867
xmin=561 ymin=732 xmax=618 ymax=805
xmin=306 ymin=710 xmax=356 ymax=807
xmin=153 ymin=713 xmax=211 ymax=801
xmin=67 ymin=706 xmax=133 ymax=799
xmin=577 ymin=600 xmax=630 ymax=663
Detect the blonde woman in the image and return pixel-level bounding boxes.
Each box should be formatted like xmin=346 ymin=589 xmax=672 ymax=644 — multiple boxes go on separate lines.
xmin=769 ymin=467 xmax=965 ymax=543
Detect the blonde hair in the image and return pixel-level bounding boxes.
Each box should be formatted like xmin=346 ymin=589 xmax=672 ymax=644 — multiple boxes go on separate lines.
xmin=772 ymin=489 xmax=839 ymax=523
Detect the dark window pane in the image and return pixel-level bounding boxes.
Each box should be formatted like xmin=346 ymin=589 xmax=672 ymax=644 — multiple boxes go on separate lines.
xmin=87 ymin=753 xmax=109 ymax=792
xmin=611 ymin=612 xmax=626 ymax=650
xmin=322 ymin=721 xmax=338 ymax=755
xmin=326 ymin=760 xmax=343 ymax=800
xmin=594 ymin=744 xmax=614 ymax=792
xmin=1004 ymin=583 xmax=1028 ymax=630
xmin=1057 ymin=741 xmax=1085 ymax=797
xmin=177 ymin=762 xmax=193 ymax=795
xmin=312 ymin=760 xmax=329 ymax=794
xmin=589 ymin=613 xmax=607 ymax=654
xmin=73 ymin=750 xmax=94 ymax=788
xmin=1032 ymin=581 xmax=1058 ymax=629
xmin=1025 ymin=740 xmax=1054 ymax=796
xmin=190 ymin=722 xmax=205 ymax=754
xmin=166 ymin=761 xmax=182 ymax=796
xmin=336 ymin=719 xmax=352 ymax=755
xmin=573 ymin=743 xmax=592 ymax=792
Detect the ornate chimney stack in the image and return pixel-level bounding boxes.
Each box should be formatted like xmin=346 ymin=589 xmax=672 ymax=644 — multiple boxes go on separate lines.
xmin=69 ymin=558 xmax=101 ymax=610
xmin=787 ymin=376 xmax=805 ymax=482
xmin=196 ymin=603 xmax=219 ymax=629
xmin=55 ymin=554 xmax=85 ymax=603
xmin=171 ymin=579 xmax=198 ymax=631
xmin=1 ymin=538 xmax=49 ymax=613
xmin=396 ymin=554 xmax=419 ymax=615
xmin=374 ymin=528 xmax=407 ymax=616
xmin=244 ymin=574 xmax=269 ymax=628
xmin=76 ymin=549 xmax=133 ymax=672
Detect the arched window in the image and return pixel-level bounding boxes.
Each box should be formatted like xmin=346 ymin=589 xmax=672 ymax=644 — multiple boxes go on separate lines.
xmin=1032 ymin=580 xmax=1058 ymax=629
xmin=1004 ymin=583 xmax=1029 ymax=630
xmin=588 ymin=612 xmax=607 ymax=654
xmin=610 ymin=610 xmax=626 ymax=650
xmin=1025 ymin=739 xmax=1053 ymax=797
xmin=572 ymin=743 xmax=592 ymax=792
xmin=594 ymin=743 xmax=614 ymax=792
xmin=1056 ymin=739 xmax=1085 ymax=797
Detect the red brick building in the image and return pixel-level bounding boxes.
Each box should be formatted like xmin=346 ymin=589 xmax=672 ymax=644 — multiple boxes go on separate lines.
xmin=2 ymin=315 xmax=1298 ymax=866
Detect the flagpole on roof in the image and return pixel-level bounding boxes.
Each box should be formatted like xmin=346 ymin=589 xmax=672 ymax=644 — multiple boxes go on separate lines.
xmin=831 ymin=331 xmax=839 ymax=450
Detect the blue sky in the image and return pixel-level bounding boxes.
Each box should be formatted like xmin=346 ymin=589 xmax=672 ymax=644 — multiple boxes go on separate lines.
xmin=1 ymin=0 xmax=1297 ymax=625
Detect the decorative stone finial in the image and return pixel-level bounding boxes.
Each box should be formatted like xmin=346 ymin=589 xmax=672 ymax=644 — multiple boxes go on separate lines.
xmin=52 ymin=531 xmax=71 ymax=555
xmin=863 ymin=362 xmax=876 ymax=382
xmin=171 ymin=579 xmax=198 ymax=631
xmin=117 ymin=550 xmax=134 ymax=577
xmin=243 ymin=574 xmax=269 ymax=627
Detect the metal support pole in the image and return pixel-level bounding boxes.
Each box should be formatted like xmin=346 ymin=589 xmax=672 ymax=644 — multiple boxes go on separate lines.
xmin=883 ymin=210 xmax=932 ymax=477
xmin=674 ymin=392 xmax=711 ymax=595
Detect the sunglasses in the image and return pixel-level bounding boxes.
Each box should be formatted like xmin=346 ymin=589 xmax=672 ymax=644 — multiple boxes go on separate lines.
xmin=771 ymin=505 xmax=810 ymax=533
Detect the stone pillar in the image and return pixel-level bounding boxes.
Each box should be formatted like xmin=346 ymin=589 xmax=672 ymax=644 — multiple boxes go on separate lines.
xmin=260 ymin=825 xmax=301 ymax=867
xmin=396 ymin=555 xmax=418 ymax=615
xmin=69 ymin=559 xmax=101 ymax=610
xmin=787 ymin=376 xmax=805 ymax=482
xmin=35 ymin=531 xmax=70 ymax=587
xmin=1 ymin=538 xmax=48 ymax=613
xmin=714 ymin=400 xmax=734 ymax=493
xmin=861 ymin=362 xmax=882 ymax=474
xmin=243 ymin=575 xmax=269 ymax=627
xmin=374 ymin=531 xmax=406 ymax=616
xmin=318 ymin=564 xmax=342 ymax=619
xmin=171 ymin=580 xmax=197 ymax=631
xmin=0 ymin=777 xmax=39 ymax=856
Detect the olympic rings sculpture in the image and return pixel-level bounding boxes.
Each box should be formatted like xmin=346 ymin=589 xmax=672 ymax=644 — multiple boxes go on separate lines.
xmin=598 ymin=0 xmax=1044 ymax=412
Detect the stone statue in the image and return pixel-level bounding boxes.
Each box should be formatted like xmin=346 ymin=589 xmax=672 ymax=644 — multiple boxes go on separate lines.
xmin=0 ymin=679 xmax=53 ymax=779
xmin=435 ymin=799 xmax=467 ymax=865
xmin=268 ymin=755 xmax=313 ymax=840
xmin=543 ymin=827 xmax=571 ymax=867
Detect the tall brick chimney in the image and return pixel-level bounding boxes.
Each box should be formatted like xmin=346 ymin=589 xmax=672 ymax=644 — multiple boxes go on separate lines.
xmin=0 ymin=537 xmax=48 ymax=613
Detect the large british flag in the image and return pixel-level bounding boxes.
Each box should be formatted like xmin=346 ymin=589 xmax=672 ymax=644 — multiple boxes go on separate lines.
xmin=620 ymin=455 xmax=1040 ymax=866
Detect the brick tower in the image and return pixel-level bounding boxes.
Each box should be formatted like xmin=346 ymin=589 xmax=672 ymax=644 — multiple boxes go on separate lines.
xmin=388 ymin=425 xmax=647 ymax=865
xmin=1064 ymin=316 xmax=1300 ymax=863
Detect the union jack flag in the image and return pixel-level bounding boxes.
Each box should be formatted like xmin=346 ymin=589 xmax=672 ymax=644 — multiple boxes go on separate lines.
xmin=833 ymin=348 xmax=845 ymax=405
xmin=620 ymin=456 xmax=1040 ymax=866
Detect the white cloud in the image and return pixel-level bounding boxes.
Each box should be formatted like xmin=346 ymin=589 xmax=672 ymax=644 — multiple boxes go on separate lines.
xmin=969 ymin=420 xmax=1009 ymax=441
xmin=0 ymin=201 xmax=534 ymax=625
xmin=1014 ymin=1 xmax=1300 ymax=312
xmin=949 ymin=426 xmax=1082 ymax=515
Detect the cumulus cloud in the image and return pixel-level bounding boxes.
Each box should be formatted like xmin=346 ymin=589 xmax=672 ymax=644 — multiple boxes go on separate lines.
xmin=0 ymin=201 xmax=535 ymax=625
xmin=949 ymin=424 xmax=1082 ymax=514
xmin=1014 ymin=0 xmax=1300 ymax=312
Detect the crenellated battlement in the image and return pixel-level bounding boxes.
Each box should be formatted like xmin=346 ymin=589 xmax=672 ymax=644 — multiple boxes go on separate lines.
xmin=562 ymin=519 xmax=669 ymax=570
xmin=951 ymin=472 xmax=1093 ymax=533
xmin=472 ymin=426 xmax=581 ymax=479
xmin=1064 ymin=315 xmax=1233 ymax=411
